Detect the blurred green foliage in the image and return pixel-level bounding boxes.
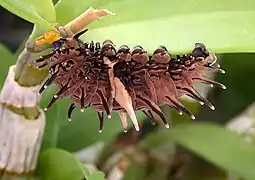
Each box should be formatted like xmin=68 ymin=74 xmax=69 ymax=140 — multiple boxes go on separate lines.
xmin=0 ymin=44 xmax=17 ymax=88
xmin=199 ymin=53 xmax=255 ymax=124
xmin=0 ymin=0 xmax=55 ymax=29
xmin=142 ymin=123 xmax=255 ymax=180
xmin=0 ymin=0 xmax=255 ymax=180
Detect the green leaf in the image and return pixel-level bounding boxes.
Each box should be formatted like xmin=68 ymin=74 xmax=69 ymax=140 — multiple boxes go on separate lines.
xmin=67 ymin=0 xmax=255 ymax=54
xmin=0 ymin=44 xmax=17 ymax=89
xmin=55 ymin=0 xmax=255 ymax=53
xmin=37 ymin=148 xmax=91 ymax=180
xmin=143 ymin=161 xmax=169 ymax=180
xmin=123 ymin=161 xmax=147 ymax=180
xmin=141 ymin=122 xmax=255 ymax=180
xmin=40 ymin=86 xmax=62 ymax=149
xmin=0 ymin=0 xmax=56 ymax=29
xmin=55 ymin=0 xmax=89 ymax=25
xmin=86 ymin=171 xmax=105 ymax=180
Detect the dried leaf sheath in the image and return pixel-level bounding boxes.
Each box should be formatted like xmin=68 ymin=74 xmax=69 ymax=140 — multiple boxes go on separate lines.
xmin=35 ymin=30 xmax=226 ymax=132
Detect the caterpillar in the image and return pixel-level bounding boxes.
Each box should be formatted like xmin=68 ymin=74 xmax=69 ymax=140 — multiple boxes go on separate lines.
xmin=35 ymin=29 xmax=226 ymax=133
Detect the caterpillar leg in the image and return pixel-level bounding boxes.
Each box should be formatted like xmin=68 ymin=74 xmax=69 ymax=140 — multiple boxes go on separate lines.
xmin=97 ymin=112 xmax=104 ymax=133
xmin=136 ymin=94 xmax=169 ymax=128
xmin=97 ymin=89 xmax=111 ymax=118
xmin=193 ymin=76 xmax=226 ymax=89
xmin=203 ymin=65 xmax=225 ymax=74
xmin=165 ymin=96 xmax=195 ymax=120
xmin=38 ymin=73 xmax=57 ymax=94
xmin=80 ymin=88 xmax=86 ymax=112
xmin=118 ymin=111 xmax=128 ymax=133
xmin=35 ymin=52 xmax=55 ymax=63
xmin=142 ymin=110 xmax=156 ymax=125
xmin=168 ymin=103 xmax=183 ymax=115
xmin=159 ymin=95 xmax=183 ymax=115
xmin=36 ymin=62 xmax=48 ymax=69
xmin=44 ymin=85 xmax=68 ymax=111
xmin=68 ymin=103 xmax=76 ymax=121
xmin=43 ymin=95 xmax=58 ymax=111
xmin=180 ymin=87 xmax=215 ymax=111
xmin=97 ymin=78 xmax=114 ymax=113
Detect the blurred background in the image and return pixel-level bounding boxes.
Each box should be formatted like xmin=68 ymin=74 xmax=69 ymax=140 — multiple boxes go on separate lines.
xmin=1 ymin=5 xmax=255 ymax=180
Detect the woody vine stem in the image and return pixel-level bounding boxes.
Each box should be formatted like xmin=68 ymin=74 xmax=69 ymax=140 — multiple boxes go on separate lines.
xmin=0 ymin=7 xmax=114 ymax=175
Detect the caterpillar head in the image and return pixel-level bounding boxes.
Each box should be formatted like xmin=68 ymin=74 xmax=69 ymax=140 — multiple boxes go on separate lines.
xmin=192 ymin=43 xmax=218 ymax=68
xmin=101 ymin=40 xmax=116 ymax=60
xmin=151 ymin=46 xmax=171 ymax=64
xmin=131 ymin=45 xmax=149 ymax=64
xmin=192 ymin=43 xmax=209 ymax=59
xmin=116 ymin=45 xmax=131 ymax=61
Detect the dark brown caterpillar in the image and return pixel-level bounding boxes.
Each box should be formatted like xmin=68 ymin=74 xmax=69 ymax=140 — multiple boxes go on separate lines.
xmin=35 ymin=30 xmax=226 ymax=133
